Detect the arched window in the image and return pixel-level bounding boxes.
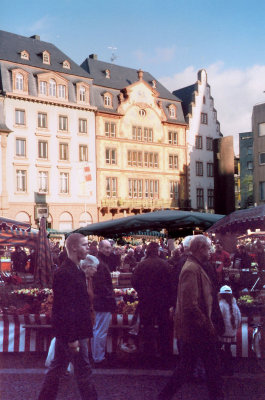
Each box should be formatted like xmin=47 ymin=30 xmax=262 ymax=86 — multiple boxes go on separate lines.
xmin=79 ymin=212 xmax=92 ymax=227
xmin=16 ymin=73 xmax=24 ymax=91
xmin=15 ymin=211 xmax=30 ymax=224
xmin=49 ymin=79 xmax=56 ymax=96
xmin=59 ymin=212 xmax=73 ymax=232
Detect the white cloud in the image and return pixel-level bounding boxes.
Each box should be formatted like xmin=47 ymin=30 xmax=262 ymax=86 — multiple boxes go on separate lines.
xmin=159 ymin=63 xmax=265 ymax=155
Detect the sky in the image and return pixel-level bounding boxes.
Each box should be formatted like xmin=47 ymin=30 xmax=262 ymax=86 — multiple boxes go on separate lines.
xmin=2 ymin=0 xmax=265 ymax=154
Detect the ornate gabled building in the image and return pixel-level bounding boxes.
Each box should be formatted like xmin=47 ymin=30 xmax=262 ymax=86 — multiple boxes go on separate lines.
xmin=173 ymin=69 xmax=222 ymax=213
xmin=81 ymin=55 xmax=189 ymax=221
xmin=0 ymin=30 xmax=97 ymax=230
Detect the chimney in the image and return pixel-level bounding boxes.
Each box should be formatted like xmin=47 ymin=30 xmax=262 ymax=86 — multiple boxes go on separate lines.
xmin=30 ymin=35 xmax=40 ymax=40
xmin=89 ymin=54 xmax=98 ymax=60
xmin=137 ymin=69 xmax=143 ymax=81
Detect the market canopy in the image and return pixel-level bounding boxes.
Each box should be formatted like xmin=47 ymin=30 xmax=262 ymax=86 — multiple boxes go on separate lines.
xmin=207 ymin=205 xmax=265 ymax=234
xmin=0 ymin=228 xmax=38 ymax=248
xmin=73 ymin=210 xmax=224 ymax=238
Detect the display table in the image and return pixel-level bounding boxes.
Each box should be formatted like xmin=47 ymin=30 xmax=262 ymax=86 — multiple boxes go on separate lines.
xmin=0 ymin=313 xmax=257 ymax=358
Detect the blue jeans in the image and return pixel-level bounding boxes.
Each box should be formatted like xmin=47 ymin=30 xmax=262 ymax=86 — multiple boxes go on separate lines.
xmin=38 ymin=338 xmax=97 ymax=400
xmin=91 ymin=312 xmax=112 ymax=363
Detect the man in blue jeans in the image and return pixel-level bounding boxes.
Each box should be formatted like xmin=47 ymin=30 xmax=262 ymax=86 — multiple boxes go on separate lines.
xmin=91 ymin=240 xmax=116 ymax=365
xmin=38 ymin=233 xmax=97 ymax=400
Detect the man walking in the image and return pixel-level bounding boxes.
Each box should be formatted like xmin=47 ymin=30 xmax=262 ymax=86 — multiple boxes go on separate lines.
xmin=91 ymin=239 xmax=116 ymax=365
xmin=38 ymin=233 xmax=97 ymax=400
xmin=158 ymin=235 xmax=224 ymax=400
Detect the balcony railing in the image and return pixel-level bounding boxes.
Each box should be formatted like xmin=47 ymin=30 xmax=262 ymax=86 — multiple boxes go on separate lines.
xmin=101 ymin=198 xmax=191 ymax=209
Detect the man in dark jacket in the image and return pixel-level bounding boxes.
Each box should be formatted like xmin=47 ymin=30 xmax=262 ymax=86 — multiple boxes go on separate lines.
xmin=38 ymin=233 xmax=97 ymax=400
xmin=132 ymin=242 xmax=172 ymax=359
xmin=91 ymin=240 xmax=116 ymax=365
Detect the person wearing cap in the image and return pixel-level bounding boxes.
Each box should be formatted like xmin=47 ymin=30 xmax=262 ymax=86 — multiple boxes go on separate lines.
xmin=218 ymin=285 xmax=241 ymax=375
xmin=158 ymin=235 xmax=224 ymax=400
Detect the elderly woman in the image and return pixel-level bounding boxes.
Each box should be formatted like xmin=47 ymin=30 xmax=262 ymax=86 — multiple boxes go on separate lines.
xmin=80 ymin=255 xmax=99 ymax=326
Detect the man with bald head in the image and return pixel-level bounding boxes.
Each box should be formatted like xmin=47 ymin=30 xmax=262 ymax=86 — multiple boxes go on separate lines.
xmin=38 ymin=233 xmax=97 ymax=400
xmin=91 ymin=239 xmax=116 ymax=366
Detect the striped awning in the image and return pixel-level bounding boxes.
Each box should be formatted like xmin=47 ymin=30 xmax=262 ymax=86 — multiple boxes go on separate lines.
xmin=0 ymin=229 xmax=38 ymax=248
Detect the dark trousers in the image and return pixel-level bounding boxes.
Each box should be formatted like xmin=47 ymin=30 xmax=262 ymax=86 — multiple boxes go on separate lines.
xmin=38 ymin=338 xmax=97 ymax=400
xmin=140 ymin=308 xmax=171 ymax=356
xmin=158 ymin=340 xmax=223 ymax=400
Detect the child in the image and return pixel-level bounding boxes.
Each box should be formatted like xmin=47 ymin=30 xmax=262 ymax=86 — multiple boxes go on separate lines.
xmin=218 ymin=285 xmax=241 ymax=375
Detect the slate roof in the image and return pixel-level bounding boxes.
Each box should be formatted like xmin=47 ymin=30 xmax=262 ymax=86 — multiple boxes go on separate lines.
xmin=81 ymin=57 xmax=186 ymax=124
xmin=172 ymin=84 xmax=196 ymax=117
xmin=0 ymin=30 xmax=89 ymax=78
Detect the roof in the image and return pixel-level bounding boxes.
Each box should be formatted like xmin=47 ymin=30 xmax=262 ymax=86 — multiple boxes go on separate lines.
xmin=0 ymin=30 xmax=89 ymax=78
xmin=172 ymin=83 xmax=196 ymax=117
xmin=81 ymin=57 xmax=186 ymax=123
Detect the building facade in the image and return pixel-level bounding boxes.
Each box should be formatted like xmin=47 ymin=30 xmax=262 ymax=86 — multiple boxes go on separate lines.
xmin=252 ymin=103 xmax=265 ymax=205
xmin=0 ymin=30 xmax=97 ymax=230
xmin=173 ymin=69 xmax=222 ymax=213
xmin=81 ymin=55 xmax=188 ymax=221
xmin=239 ymin=131 xmax=253 ymax=208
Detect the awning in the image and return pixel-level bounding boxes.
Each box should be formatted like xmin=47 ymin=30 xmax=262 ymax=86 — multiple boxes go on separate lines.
xmin=72 ymin=210 xmax=224 ymax=238
xmin=207 ymin=205 xmax=265 ymax=234
xmin=0 ymin=229 xmax=38 ymax=248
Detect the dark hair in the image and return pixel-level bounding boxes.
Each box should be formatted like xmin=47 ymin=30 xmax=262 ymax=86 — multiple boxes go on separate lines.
xmin=219 ymin=293 xmax=236 ymax=329
xmin=146 ymin=242 xmax=159 ymax=257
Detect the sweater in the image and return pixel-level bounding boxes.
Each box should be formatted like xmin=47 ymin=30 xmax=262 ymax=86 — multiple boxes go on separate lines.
xmin=219 ymin=298 xmax=241 ymax=339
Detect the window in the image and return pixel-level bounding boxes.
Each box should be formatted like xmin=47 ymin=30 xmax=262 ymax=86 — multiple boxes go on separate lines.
xmin=196 ymin=161 xmax=203 ymax=176
xmin=59 ymin=143 xmax=69 ymax=161
xmin=16 ymin=170 xmax=26 ymax=192
xmin=63 ymin=60 xmax=70 ymax=69
xmin=49 ymin=79 xmax=56 ymax=96
xmin=170 ymin=181 xmax=178 ymax=199
xmin=38 ymin=113 xmax=47 ymax=128
xmin=133 ymin=126 xmax=153 ymax=142
xmin=247 ymin=161 xmax=253 ymax=170
xmin=139 ymin=109 xmax=146 ymax=117
xmin=207 ymin=163 xmax=214 ymax=177
xmin=15 ymin=109 xmax=25 ymax=125
xmin=260 ymin=182 xmax=265 ymax=201
xmin=145 ymin=179 xmax=159 ymax=198
xmin=128 ymin=179 xmax=143 ymax=198
xmin=16 ymin=139 xmax=26 ymax=156
xmin=143 ymin=152 xmax=159 ymax=168
xmin=201 ymin=112 xmax=208 ymax=124
xmin=137 ymin=127 xmax=142 ymax=141
xmin=15 ymin=73 xmax=23 ymax=91
xmin=38 ymin=171 xmax=48 ymax=193
xmin=247 ymin=147 xmax=253 ymax=155
xmin=196 ymin=188 xmax=204 ymax=208
xmin=60 ymin=172 xmax=69 ymax=194
xmin=79 ymin=145 xmax=88 ymax=162
xmin=106 ymin=177 xmax=117 ymax=197
xmin=206 ymin=137 xmax=213 ymax=151
xmin=43 ymin=51 xmax=50 ymax=64
xmin=169 ymin=105 xmax=176 ymax=118
xmin=169 ymin=155 xmax=178 ymax=169
xmin=168 ymin=131 xmax=178 ymax=145
xmin=259 ymin=123 xmax=265 ymax=136
xmin=207 ymin=189 xmax=214 ymax=209
xmin=105 ymin=122 xmax=116 ymax=137
xmin=79 ymin=86 xmax=86 ymax=102
xmin=259 ymin=153 xmax=265 ymax=164
xmin=20 ymin=50 xmax=29 ymax=60
xmin=58 ymin=84 xmax=66 ymax=99
xmin=195 ymin=135 xmax=203 ymax=149
xmin=59 ymin=115 xmax=68 ymax=131
xmin=128 ymin=151 xmax=143 ymax=167
xmin=79 ymin=119 xmax=87 ymax=133
xmin=38 ymin=141 xmax=48 ymax=159
xmin=106 ymin=148 xmax=116 ymax=165
xmin=104 ymin=94 xmax=112 ymax=107
xmin=203 ymin=96 xmax=206 ymax=104
xmin=39 ymin=81 xmax=47 ymax=95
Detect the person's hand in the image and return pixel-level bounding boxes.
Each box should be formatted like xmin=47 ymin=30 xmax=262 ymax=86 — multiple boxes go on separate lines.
xmin=68 ymin=340 xmax=79 ymax=353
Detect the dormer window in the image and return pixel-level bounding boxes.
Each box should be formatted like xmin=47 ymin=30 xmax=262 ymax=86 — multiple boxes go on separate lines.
xmin=62 ymin=60 xmax=70 ymax=69
xmin=152 ymin=80 xmax=156 ymax=89
xmin=80 ymin=86 xmax=86 ymax=101
xmin=169 ymin=104 xmax=177 ymax=118
xmin=49 ymin=79 xmax=56 ymax=96
xmin=105 ymin=69 xmax=110 ymax=79
xmin=58 ymin=84 xmax=66 ymax=99
xmin=76 ymin=82 xmax=90 ymax=104
xmin=43 ymin=51 xmax=50 ymax=65
xmin=39 ymin=81 xmax=47 ymax=95
xmin=103 ymin=92 xmax=113 ymax=108
xmin=20 ymin=50 xmax=29 ymax=60
xmin=16 ymin=73 xmax=24 ymax=91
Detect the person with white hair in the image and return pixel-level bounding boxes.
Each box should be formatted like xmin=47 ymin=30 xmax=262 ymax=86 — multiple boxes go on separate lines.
xmin=158 ymin=235 xmax=224 ymax=400
xmin=80 ymin=255 xmax=100 ymax=326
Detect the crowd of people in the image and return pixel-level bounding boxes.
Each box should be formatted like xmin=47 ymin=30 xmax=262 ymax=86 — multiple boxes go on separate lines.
xmin=35 ymin=232 xmax=264 ymax=400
